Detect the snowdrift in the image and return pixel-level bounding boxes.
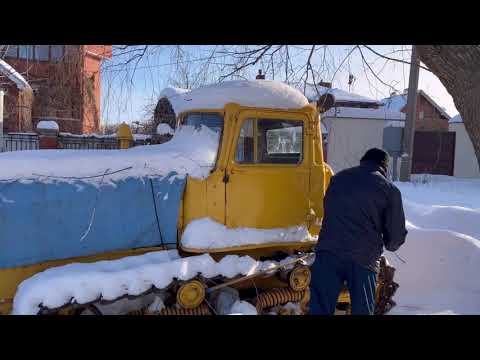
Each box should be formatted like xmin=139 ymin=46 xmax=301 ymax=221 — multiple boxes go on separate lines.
xmin=0 ymin=125 xmax=220 ymax=183
xmin=12 ymin=250 xmax=300 ymax=315
xmin=386 ymin=176 xmax=480 ymax=315
xmin=181 ymin=218 xmax=315 ymax=250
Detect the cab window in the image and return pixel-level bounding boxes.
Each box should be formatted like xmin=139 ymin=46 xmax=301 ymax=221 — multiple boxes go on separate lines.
xmin=235 ymin=118 xmax=303 ymax=164
xmin=183 ymin=112 xmax=223 ymax=134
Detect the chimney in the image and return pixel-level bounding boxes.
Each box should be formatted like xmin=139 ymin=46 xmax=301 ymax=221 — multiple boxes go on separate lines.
xmin=318 ymin=81 xmax=331 ymax=88
xmin=256 ymin=69 xmax=265 ymax=80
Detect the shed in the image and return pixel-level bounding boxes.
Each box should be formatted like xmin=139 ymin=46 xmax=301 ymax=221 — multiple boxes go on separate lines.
xmin=321 ymin=106 xmax=405 ymax=174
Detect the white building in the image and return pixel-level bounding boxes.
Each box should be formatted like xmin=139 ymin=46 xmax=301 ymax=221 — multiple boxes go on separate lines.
xmin=321 ymin=107 xmax=405 ymax=175
xmin=449 ymin=115 xmax=480 ymax=178
xmin=306 ymin=84 xmax=405 ymax=175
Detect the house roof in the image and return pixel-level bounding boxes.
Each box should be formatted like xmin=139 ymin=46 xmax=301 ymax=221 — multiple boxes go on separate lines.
xmin=381 ymin=90 xmax=451 ymax=120
xmin=322 ymin=106 xmax=405 ymax=121
xmin=305 ymin=84 xmax=381 ymax=106
xmin=449 ymin=114 xmax=463 ymax=123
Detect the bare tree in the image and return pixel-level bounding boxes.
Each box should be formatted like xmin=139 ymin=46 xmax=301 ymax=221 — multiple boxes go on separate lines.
xmin=103 ymin=44 xmax=480 ymax=167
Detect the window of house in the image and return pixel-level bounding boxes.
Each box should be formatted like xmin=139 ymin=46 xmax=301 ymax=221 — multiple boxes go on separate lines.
xmin=235 ymin=118 xmax=303 ymax=164
xmin=50 ymin=45 xmax=64 ymax=61
xmin=18 ymin=45 xmax=34 ymax=60
xmin=35 ymin=45 xmax=49 ymax=61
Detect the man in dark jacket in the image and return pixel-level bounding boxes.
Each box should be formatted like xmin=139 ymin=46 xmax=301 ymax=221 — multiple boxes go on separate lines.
xmin=310 ymin=148 xmax=407 ymax=315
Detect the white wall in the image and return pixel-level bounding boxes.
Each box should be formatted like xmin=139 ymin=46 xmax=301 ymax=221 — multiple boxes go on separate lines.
xmin=323 ymin=116 xmax=401 ymax=179
xmin=325 ymin=117 xmax=382 ymax=171
xmin=449 ymin=122 xmax=480 ymax=178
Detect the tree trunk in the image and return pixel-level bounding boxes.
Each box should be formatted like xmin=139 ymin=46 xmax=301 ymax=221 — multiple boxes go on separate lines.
xmin=417 ymin=45 xmax=480 ymax=170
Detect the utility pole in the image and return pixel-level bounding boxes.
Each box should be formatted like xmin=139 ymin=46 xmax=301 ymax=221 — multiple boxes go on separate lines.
xmin=399 ymin=45 xmax=420 ymax=182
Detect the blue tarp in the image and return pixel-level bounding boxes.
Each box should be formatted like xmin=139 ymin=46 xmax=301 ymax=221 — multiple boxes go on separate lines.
xmin=0 ymin=172 xmax=186 ymax=269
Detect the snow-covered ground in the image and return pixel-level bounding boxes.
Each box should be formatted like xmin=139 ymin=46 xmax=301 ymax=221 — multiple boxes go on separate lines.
xmin=385 ymin=175 xmax=480 ymax=315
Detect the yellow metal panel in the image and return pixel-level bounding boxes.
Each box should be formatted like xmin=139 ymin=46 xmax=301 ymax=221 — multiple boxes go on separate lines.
xmin=182 ymin=177 xmax=208 ymax=225
xmin=308 ymin=113 xmax=328 ymax=236
xmin=206 ymin=169 xmax=226 ymax=224
xmin=225 ymin=109 xmax=310 ymax=230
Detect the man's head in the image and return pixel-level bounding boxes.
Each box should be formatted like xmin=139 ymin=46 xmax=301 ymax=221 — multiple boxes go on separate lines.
xmin=360 ymin=148 xmax=389 ymax=173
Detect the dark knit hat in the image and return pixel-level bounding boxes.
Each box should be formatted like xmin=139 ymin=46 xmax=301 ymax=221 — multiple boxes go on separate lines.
xmin=360 ymin=148 xmax=389 ymax=171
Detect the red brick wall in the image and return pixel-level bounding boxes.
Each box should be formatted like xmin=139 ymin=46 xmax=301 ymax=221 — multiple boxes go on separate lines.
xmin=2 ymin=45 xmax=111 ymax=135
xmin=402 ymin=94 xmax=449 ymax=132
xmin=81 ymin=46 xmax=111 ymax=134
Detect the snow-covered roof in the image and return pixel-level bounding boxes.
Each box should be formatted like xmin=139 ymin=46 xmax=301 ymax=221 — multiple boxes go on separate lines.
xmin=0 ymin=59 xmax=31 ymax=91
xmin=160 ymin=80 xmax=309 ymax=115
xmin=449 ymin=114 xmax=463 ymax=123
xmin=322 ymin=106 xmax=405 ymax=121
xmin=305 ymin=84 xmax=381 ymax=106
xmin=382 ymin=90 xmax=451 ymax=120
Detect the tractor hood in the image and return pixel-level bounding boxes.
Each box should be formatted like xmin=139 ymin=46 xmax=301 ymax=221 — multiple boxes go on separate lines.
xmin=0 ymin=126 xmax=220 ymax=269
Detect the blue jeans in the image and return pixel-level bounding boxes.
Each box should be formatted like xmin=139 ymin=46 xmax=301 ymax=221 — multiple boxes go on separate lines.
xmin=309 ymin=251 xmax=377 ymax=315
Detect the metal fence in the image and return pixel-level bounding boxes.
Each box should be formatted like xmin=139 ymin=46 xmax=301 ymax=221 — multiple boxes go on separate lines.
xmin=59 ymin=135 xmax=120 ymax=150
xmin=2 ymin=133 xmax=39 ymax=152
xmin=0 ymin=133 xmax=154 ymax=152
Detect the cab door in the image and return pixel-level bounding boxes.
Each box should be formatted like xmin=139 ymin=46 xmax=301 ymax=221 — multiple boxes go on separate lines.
xmin=225 ymin=110 xmax=310 ymax=230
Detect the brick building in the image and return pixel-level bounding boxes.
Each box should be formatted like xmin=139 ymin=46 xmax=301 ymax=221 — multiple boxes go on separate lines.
xmin=0 ymin=45 xmax=111 ymax=134
xmin=382 ymin=89 xmax=450 ymax=131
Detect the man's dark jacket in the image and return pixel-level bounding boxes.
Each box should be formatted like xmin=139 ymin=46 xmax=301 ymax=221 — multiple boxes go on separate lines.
xmin=316 ymin=160 xmax=408 ymax=272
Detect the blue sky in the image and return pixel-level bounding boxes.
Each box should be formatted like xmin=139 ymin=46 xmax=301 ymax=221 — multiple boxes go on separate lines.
xmin=100 ymin=45 xmax=458 ymax=126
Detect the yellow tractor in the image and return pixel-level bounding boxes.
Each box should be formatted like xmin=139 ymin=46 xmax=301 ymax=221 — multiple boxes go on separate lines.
xmin=0 ymin=80 xmax=398 ymax=315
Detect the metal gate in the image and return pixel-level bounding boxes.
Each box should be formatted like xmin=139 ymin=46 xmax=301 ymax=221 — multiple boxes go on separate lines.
xmin=412 ymin=131 xmax=456 ymax=176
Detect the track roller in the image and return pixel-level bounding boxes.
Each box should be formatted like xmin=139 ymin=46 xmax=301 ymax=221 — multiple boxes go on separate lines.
xmin=176 ymin=280 xmax=206 ymax=309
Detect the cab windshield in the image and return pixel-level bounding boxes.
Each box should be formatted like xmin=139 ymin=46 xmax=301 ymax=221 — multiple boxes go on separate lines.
xmin=181 ymin=112 xmax=224 ymax=170
xmin=182 ymin=112 xmax=223 ymax=134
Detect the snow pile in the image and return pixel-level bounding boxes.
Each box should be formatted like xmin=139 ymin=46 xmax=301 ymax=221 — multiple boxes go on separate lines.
xmin=160 ymin=80 xmax=309 ymax=115
xmin=36 ymin=120 xmax=59 ymax=132
xmin=156 ymin=123 xmax=174 ymax=136
xmin=12 ymin=249 xmax=303 ymax=315
xmin=228 ymin=301 xmax=258 ymax=315
xmin=59 ymin=132 xmax=151 ymax=141
xmin=0 ymin=125 xmax=220 ymax=183
xmin=181 ymin=218 xmax=316 ymax=250
xmin=385 ymin=175 xmax=480 ymax=315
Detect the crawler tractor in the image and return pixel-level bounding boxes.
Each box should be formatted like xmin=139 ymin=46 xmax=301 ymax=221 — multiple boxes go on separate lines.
xmin=0 ymin=80 xmax=398 ymax=315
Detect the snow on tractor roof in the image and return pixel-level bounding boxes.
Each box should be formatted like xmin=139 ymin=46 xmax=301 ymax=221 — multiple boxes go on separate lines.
xmin=160 ymin=80 xmax=310 ymax=115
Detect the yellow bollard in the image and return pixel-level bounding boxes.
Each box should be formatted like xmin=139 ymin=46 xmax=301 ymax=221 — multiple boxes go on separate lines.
xmin=116 ymin=123 xmax=133 ymax=149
